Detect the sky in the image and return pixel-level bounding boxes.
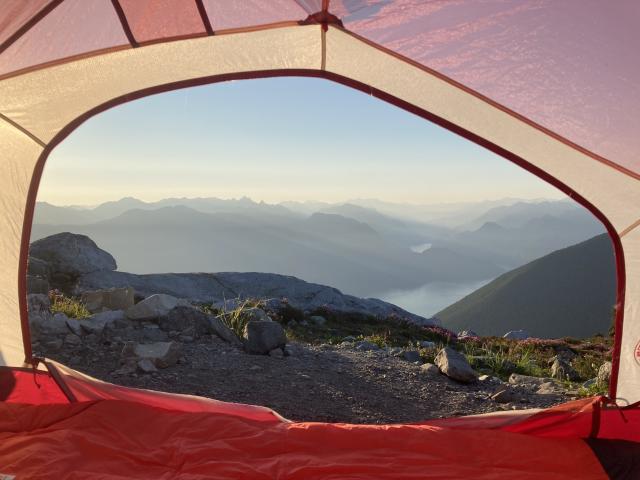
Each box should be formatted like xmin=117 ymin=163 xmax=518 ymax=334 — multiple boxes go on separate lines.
xmin=40 ymin=77 xmax=564 ymax=206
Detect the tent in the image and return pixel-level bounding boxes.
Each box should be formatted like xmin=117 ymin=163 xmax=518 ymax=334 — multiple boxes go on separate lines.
xmin=0 ymin=1 xmax=639 ymax=477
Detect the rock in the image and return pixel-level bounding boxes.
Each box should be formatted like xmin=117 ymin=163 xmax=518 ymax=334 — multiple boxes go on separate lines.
xmin=243 ymin=320 xmax=287 ymax=354
xmin=479 ymin=375 xmax=502 ymax=385
xmin=491 ymin=388 xmax=519 ymax=403
xmin=537 ymin=382 xmax=561 ymax=395
xmin=137 ymin=358 xmax=158 ymax=373
xmin=64 ymin=333 xmax=82 ymax=347
xmin=75 ymin=270 xmax=437 ymax=327
xmin=30 ymin=232 xmax=116 ymax=276
xmin=268 ymin=348 xmax=285 ymax=359
xmin=387 ymin=347 xmax=403 ymax=356
xmin=209 ymin=316 xmax=242 ymax=346
xmin=81 ymin=287 xmax=134 ymax=313
xmin=550 ymin=358 xmax=579 ymax=381
xmin=419 ymin=341 xmax=436 ymax=349
xmin=343 ymin=336 xmax=357 ymax=343
xmin=583 ymin=378 xmax=597 ymax=389
xmin=503 ymin=330 xmax=531 ymax=340
xmin=597 ymin=361 xmax=612 ymax=387
xmin=309 ymin=315 xmax=327 ymax=326
xmin=420 ymin=363 xmax=440 ymax=376
xmin=126 ymin=294 xmax=179 ymax=321
xmin=28 ymin=256 xmax=51 ymax=278
xmin=81 ymin=310 xmax=125 ymax=335
xmin=158 ymin=306 xmax=211 ymax=337
xmin=355 ymin=341 xmax=380 ymax=352
xmin=508 ymin=373 xmax=550 ymax=386
xmin=141 ymin=324 xmax=169 ymax=342
xmin=132 ymin=342 xmax=181 ymax=368
xmin=41 ymin=338 xmax=64 ymax=351
xmin=65 ymin=317 xmax=82 ymax=336
xmin=30 ymin=310 xmax=69 ymax=337
xmin=434 ymin=347 xmax=478 ymax=383
xmin=27 ymin=275 xmax=49 ymax=294
xmin=403 ymin=350 xmax=422 ymax=363
xmin=457 ymin=330 xmax=478 ymax=339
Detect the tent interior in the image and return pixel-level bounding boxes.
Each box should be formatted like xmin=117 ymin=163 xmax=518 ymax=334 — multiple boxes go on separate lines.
xmin=1 ymin=1 xmax=640 ymax=478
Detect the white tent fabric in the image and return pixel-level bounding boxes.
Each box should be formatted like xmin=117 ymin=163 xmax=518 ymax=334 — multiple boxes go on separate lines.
xmin=0 ymin=7 xmax=638 ymax=405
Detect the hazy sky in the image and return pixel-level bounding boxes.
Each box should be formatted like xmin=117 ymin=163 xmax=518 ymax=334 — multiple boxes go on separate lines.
xmin=41 ymin=77 xmax=564 ymax=206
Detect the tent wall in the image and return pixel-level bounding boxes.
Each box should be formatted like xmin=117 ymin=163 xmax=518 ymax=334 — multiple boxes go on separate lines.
xmin=0 ymin=23 xmax=638 ymax=403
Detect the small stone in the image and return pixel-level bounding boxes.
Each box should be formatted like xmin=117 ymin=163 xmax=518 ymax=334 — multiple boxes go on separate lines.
xmin=403 ymin=350 xmax=422 ymax=363
xmin=503 ymin=330 xmax=531 ymax=340
xmin=537 ymin=382 xmax=560 ymax=395
xmin=491 ymin=388 xmax=519 ymax=403
xmin=268 ymin=348 xmax=284 ymax=359
xmin=508 ymin=373 xmax=550 ymax=386
xmin=434 ymin=347 xmax=478 ymax=383
xmin=419 ymin=341 xmax=436 ymax=349
xmin=249 ymin=365 xmax=263 ymax=371
xmin=420 ymin=363 xmax=440 ymax=376
xmin=343 ymin=336 xmax=357 ymax=343
xmin=355 ymin=341 xmax=380 ymax=352
xmin=133 ymin=341 xmax=182 ymax=368
xmin=457 ymin=330 xmax=478 ymax=339
xmin=137 ymin=358 xmax=158 ymax=373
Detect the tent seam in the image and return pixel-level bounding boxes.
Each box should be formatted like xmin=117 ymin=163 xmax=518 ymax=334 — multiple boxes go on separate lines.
xmin=0 ymin=113 xmax=45 ymax=147
xmin=110 ymin=0 xmax=139 ymax=48
xmin=620 ymin=217 xmax=640 ymax=238
xmin=194 ymin=0 xmax=214 ymax=36
xmin=0 ymin=0 xmax=65 ymax=55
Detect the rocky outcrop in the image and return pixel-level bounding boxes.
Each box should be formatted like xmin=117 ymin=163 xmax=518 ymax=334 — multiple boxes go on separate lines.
xmin=30 ymin=232 xmax=116 ymax=277
xmin=76 ymin=270 xmax=436 ymax=326
xmin=434 ymin=347 xmax=478 ymax=383
xmin=597 ymin=361 xmax=612 ymax=387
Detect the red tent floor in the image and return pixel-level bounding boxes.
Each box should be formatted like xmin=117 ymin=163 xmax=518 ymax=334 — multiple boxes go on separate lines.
xmin=1 ymin=366 xmax=639 ymax=479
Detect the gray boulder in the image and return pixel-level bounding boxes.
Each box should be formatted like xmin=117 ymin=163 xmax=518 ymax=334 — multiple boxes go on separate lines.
xmin=30 ymin=232 xmax=116 ymax=276
xmin=81 ymin=287 xmax=134 ymax=313
xmin=81 ymin=310 xmax=125 ymax=335
xmin=243 ymin=320 xmax=287 ymax=354
xmin=355 ymin=340 xmax=380 ymax=352
xmin=457 ymin=330 xmax=478 ymax=339
xmin=503 ymin=330 xmax=531 ymax=340
xmin=491 ymin=387 xmax=519 ymax=403
xmin=28 ymin=256 xmax=51 ymax=278
xmin=126 ymin=294 xmax=179 ymax=321
xmin=158 ymin=305 xmax=211 ymax=337
xmin=597 ymin=361 xmax=612 ymax=387
xmin=65 ymin=317 xmax=83 ymax=336
xmin=127 ymin=341 xmax=182 ymax=368
xmin=434 ymin=347 xmax=478 ymax=383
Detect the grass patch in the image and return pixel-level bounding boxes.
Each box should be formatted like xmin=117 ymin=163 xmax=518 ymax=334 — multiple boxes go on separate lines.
xmin=49 ymin=292 xmax=90 ymax=319
xmin=216 ymin=298 xmax=266 ymax=338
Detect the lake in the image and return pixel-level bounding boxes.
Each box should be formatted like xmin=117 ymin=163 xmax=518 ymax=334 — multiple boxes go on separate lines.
xmin=376 ymin=279 xmax=492 ymax=319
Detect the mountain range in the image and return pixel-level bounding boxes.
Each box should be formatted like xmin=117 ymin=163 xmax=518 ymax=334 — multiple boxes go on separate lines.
xmin=32 ymin=196 xmax=605 ymax=300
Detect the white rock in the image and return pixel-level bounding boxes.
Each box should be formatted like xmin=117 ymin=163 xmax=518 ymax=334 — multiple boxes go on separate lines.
xmin=133 ymin=342 xmax=182 ymax=368
xmin=126 ymin=294 xmax=179 ymax=320
xmin=503 ymin=330 xmax=531 ymax=340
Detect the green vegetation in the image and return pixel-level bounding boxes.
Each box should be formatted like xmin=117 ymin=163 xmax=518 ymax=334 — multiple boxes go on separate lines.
xmin=436 ymin=234 xmax=615 ymax=338
xmin=48 ymin=292 xmax=91 ymax=319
